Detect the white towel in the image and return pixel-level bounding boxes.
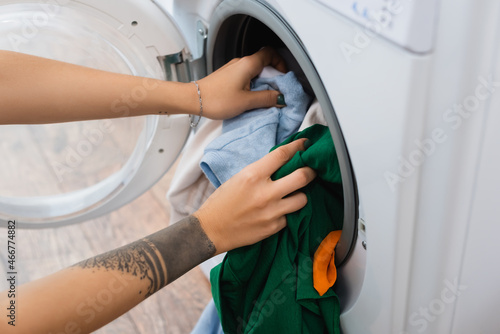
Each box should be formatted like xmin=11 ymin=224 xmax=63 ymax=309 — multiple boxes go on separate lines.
xmin=299 ymin=99 xmax=327 ymax=131
xmin=167 ymin=119 xmax=222 ymax=224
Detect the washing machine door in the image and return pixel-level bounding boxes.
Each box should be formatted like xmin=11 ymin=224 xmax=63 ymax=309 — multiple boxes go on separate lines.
xmin=0 ymin=0 xmax=199 ymax=227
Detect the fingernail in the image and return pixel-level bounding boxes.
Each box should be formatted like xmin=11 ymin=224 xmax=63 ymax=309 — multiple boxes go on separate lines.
xmin=277 ymin=94 xmax=286 ymax=106
xmin=304 ymin=139 xmax=312 ymax=150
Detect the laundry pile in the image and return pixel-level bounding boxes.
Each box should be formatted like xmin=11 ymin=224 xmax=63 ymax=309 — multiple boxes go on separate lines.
xmin=167 ymin=67 xmax=342 ymax=334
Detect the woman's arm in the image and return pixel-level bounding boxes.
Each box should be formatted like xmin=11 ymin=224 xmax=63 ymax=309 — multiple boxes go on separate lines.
xmin=0 ymin=48 xmax=286 ymax=124
xmin=0 ymin=139 xmax=315 ymax=333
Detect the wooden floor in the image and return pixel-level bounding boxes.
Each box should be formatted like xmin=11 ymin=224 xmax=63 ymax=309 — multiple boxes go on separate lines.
xmin=0 ymin=120 xmax=212 ymax=333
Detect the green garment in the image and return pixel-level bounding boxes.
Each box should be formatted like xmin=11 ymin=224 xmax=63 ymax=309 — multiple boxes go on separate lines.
xmin=211 ymin=124 xmax=344 ymax=334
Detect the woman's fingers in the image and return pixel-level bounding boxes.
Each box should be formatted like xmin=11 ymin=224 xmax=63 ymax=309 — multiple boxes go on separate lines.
xmin=272 ymin=167 xmax=317 ymax=199
xmin=197 ymin=47 xmax=288 ymax=119
xmin=245 ymin=47 xmax=288 ymax=78
xmin=242 ymin=89 xmax=284 ymax=110
xmin=253 ymin=139 xmax=308 ymax=176
xmin=277 ymin=191 xmax=309 ymax=216
xmin=265 ymin=216 xmax=288 ymax=236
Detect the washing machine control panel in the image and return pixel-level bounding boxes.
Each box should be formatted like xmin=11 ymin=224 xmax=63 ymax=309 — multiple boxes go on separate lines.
xmin=314 ymin=0 xmax=438 ymax=53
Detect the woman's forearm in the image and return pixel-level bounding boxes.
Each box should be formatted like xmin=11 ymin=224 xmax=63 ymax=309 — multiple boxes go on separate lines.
xmin=0 ymin=50 xmax=198 ymax=124
xmin=0 ymin=216 xmax=215 ymax=333
xmin=0 ymin=47 xmax=287 ymax=125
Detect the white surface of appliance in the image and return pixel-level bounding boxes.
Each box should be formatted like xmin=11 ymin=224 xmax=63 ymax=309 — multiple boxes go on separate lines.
xmin=0 ymin=0 xmax=499 ymax=333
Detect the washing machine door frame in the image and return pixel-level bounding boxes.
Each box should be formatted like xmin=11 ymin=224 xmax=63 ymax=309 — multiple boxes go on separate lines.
xmin=0 ymin=0 xmax=209 ymax=228
xmin=206 ymin=0 xmax=359 ymax=266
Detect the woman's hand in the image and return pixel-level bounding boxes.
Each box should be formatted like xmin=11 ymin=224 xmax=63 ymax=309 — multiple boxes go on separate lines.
xmin=197 ymin=47 xmax=288 ymax=120
xmin=194 ymin=138 xmax=316 ymax=254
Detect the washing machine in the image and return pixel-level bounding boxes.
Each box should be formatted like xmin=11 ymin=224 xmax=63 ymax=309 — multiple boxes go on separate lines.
xmin=1 ymin=0 xmax=499 ymax=333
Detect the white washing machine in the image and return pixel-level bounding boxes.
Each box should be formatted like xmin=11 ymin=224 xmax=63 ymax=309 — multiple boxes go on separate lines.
xmin=1 ymin=0 xmax=499 ymax=333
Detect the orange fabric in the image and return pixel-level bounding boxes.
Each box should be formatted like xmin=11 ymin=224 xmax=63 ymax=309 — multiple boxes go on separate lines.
xmin=313 ymin=230 xmax=342 ymax=296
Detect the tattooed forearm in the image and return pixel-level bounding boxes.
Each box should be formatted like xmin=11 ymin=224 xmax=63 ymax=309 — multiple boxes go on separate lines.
xmin=147 ymin=215 xmax=216 ymax=283
xmin=75 ymin=240 xmax=166 ymax=297
xmin=74 ymin=215 xmax=216 ymax=298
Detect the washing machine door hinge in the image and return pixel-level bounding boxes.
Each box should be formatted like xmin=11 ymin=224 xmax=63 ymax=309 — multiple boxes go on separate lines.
xmin=158 ymin=21 xmax=208 ymax=83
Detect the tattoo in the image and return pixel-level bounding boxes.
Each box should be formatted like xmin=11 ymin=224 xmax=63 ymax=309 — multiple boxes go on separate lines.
xmin=148 ymin=215 xmax=216 ymax=283
xmin=74 ymin=215 xmax=216 ymax=298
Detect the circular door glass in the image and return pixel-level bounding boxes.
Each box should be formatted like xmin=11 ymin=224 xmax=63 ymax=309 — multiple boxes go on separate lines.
xmin=0 ymin=2 xmax=166 ymax=224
